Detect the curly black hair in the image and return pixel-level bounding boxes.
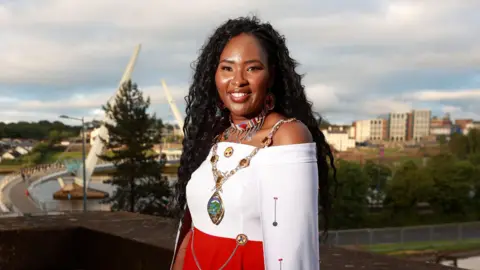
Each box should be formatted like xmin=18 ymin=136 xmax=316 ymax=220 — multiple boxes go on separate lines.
xmin=175 ymin=16 xmax=336 ymax=235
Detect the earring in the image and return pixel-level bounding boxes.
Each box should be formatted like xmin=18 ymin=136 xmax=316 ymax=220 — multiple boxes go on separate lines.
xmin=265 ymin=93 xmax=275 ymax=111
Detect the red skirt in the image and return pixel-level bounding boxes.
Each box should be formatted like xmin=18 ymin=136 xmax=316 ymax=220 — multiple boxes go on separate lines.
xmin=183 ymin=227 xmax=265 ymax=270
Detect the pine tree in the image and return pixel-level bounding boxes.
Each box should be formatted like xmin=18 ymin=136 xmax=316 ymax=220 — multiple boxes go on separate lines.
xmin=99 ymin=80 xmax=170 ymax=216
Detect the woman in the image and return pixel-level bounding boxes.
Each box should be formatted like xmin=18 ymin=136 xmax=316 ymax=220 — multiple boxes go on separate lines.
xmin=171 ymin=16 xmax=335 ymax=270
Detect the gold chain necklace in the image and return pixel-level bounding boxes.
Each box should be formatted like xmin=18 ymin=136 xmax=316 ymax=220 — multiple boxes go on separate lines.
xmin=192 ymin=118 xmax=297 ymax=270
xmin=206 ymin=118 xmax=297 ymax=225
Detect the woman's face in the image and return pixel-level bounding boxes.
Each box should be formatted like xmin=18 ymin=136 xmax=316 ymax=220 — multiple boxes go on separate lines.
xmin=215 ymin=33 xmax=272 ymax=120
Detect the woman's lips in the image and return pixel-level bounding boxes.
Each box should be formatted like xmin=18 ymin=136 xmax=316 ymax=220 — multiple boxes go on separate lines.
xmin=228 ymin=92 xmax=251 ymax=103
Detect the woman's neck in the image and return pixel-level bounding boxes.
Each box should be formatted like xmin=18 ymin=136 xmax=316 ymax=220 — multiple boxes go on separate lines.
xmin=230 ymin=108 xmax=266 ymax=126
xmin=230 ymin=115 xmax=250 ymax=126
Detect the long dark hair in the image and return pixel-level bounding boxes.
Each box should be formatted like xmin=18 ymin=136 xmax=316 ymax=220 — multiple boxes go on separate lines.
xmin=175 ymin=16 xmax=336 ymax=234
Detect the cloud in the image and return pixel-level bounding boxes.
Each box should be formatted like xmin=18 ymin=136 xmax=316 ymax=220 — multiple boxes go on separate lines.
xmin=408 ymin=89 xmax=480 ymax=101
xmin=1 ymin=0 xmax=480 ymax=124
xmin=441 ymin=105 xmax=480 ymax=120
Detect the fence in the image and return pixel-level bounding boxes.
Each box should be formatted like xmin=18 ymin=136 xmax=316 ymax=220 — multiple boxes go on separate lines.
xmin=326 ymin=221 xmax=480 ymax=246
xmin=0 ymin=172 xmax=20 ymax=212
xmin=0 ymin=163 xmax=66 ymax=213
xmin=38 ymin=200 xmax=111 ymax=212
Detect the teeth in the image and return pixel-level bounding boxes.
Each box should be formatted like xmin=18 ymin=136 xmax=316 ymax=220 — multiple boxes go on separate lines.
xmin=231 ymin=93 xmax=248 ymax=97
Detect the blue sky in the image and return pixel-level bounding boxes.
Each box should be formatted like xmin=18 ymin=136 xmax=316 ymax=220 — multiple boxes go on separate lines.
xmin=1 ymin=0 xmax=479 ymax=125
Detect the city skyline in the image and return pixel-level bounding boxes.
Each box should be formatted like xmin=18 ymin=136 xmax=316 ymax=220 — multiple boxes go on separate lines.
xmin=1 ymin=1 xmax=480 ymax=125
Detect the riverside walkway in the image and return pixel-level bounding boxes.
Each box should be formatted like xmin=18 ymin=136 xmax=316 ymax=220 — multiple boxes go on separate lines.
xmin=1 ymin=161 xmax=114 ymax=215
xmin=0 ymin=163 xmax=65 ymax=214
xmin=8 ymin=176 xmax=42 ymax=213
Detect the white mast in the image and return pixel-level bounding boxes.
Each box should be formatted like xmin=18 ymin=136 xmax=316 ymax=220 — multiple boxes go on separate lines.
xmin=161 ymin=79 xmax=184 ymax=135
xmin=74 ymin=44 xmax=142 ymax=187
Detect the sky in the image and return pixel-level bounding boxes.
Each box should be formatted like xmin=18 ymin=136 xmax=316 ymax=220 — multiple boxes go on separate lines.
xmin=1 ymin=0 xmax=480 ymax=125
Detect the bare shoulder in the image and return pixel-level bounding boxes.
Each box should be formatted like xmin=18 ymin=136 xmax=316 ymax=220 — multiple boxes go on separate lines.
xmin=272 ymin=119 xmax=313 ymax=146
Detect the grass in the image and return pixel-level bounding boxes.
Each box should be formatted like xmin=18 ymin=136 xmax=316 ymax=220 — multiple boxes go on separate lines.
xmin=50 ymin=151 xmax=84 ymax=161
xmin=363 ymin=239 xmax=480 ymax=255
xmin=0 ymin=164 xmax=23 ymax=173
xmin=0 ymin=150 xmax=85 ymax=173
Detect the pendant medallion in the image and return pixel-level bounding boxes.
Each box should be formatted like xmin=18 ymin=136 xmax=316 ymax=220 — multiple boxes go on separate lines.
xmin=207 ymin=191 xmax=225 ymax=225
xmin=224 ymin=146 xmax=234 ymax=158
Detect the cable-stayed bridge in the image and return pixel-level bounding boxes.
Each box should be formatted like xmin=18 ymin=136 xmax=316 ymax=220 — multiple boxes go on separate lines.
xmin=72 ymin=46 xmax=184 ymax=192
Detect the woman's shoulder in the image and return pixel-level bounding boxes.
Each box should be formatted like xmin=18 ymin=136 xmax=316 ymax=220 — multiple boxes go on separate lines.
xmin=252 ymin=115 xmax=317 ymax=164
xmin=268 ymin=116 xmax=313 ymax=146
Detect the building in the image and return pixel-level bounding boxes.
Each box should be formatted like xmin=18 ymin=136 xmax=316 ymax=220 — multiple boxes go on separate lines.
xmin=388 ymin=112 xmax=409 ymax=141
xmin=370 ymin=119 xmax=388 ymax=141
xmin=1 ymin=150 xmax=22 ymax=160
xmin=465 ymin=121 xmax=480 ymax=134
xmin=353 ymin=120 xmax=371 ymax=143
xmin=14 ymin=146 xmax=29 ymax=155
xmin=455 ymin=119 xmax=473 ymax=134
xmin=322 ymin=126 xmax=356 ymax=152
xmin=353 ymin=119 xmax=388 ymax=143
xmin=411 ymin=110 xmax=431 ymax=141
xmin=430 ymin=115 xmax=452 ymax=138
xmin=161 ymin=124 xmax=183 ymax=138
xmin=348 ymin=124 xmax=355 ymax=139
xmin=160 ymin=148 xmax=182 ymax=162
xmin=387 ymin=110 xmax=431 ymax=142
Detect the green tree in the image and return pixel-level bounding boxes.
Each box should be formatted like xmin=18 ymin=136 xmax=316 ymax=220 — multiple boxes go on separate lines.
xmin=330 ymin=160 xmax=370 ymax=229
xmin=23 ymin=152 xmax=42 ymax=166
xmin=427 ymin=154 xmax=475 ymax=217
xmin=363 ymin=160 xmax=392 ymax=191
xmin=438 ymin=134 xmax=447 ymax=145
xmin=468 ymin=153 xmax=480 ymax=166
xmin=47 ymin=130 xmax=62 ymax=145
xmin=467 ymin=129 xmax=480 ymax=155
xmin=385 ymin=160 xmax=433 ymax=219
xmin=98 ymin=80 xmax=170 ymax=216
xmin=472 ymin=165 xmax=480 ymax=218
xmin=449 ymin=133 xmax=469 ymax=159
xmin=0 ymin=120 xmax=80 ymax=140
xmin=156 ymin=119 xmax=165 ymax=131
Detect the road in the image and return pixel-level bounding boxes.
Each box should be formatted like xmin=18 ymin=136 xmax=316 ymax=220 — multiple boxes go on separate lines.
xmin=7 ymin=176 xmax=43 ymax=214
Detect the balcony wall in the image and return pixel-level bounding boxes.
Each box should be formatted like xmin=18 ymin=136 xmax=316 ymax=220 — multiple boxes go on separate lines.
xmin=0 ymin=212 xmax=458 ymax=270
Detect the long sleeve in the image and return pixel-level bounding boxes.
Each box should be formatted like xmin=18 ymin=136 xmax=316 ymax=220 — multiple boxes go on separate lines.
xmin=256 ymin=144 xmax=320 ymax=270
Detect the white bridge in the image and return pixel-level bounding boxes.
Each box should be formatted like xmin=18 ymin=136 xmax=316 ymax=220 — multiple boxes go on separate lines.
xmin=0 ymin=44 xmax=185 ymax=214
xmin=71 ymin=44 xmax=185 ymax=190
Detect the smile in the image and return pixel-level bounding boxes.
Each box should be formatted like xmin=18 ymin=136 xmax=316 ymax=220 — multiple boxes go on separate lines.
xmin=231 ymin=93 xmax=248 ymax=98
xmin=228 ymin=92 xmax=251 ymax=103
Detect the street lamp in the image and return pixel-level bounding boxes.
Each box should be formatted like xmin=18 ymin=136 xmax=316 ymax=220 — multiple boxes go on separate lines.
xmin=59 ymin=114 xmax=87 ymax=212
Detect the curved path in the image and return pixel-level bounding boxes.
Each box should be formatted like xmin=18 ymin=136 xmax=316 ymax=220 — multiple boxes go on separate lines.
xmin=4 ymin=161 xmax=175 ymax=215
xmin=8 ymin=177 xmax=42 ymax=213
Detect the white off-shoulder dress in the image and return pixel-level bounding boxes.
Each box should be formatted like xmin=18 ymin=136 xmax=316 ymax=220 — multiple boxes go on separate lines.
xmin=172 ymin=122 xmax=320 ymax=270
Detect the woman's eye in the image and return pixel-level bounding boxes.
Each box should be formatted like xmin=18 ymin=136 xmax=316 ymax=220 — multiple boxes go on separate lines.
xmin=247 ymin=66 xmax=262 ymax=72
xmin=220 ymin=66 xmax=233 ymax=71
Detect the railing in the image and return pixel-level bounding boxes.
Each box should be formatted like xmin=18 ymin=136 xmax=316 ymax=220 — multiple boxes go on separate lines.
xmin=326 ymin=221 xmax=480 ymax=246
xmin=38 ymin=200 xmax=111 ymax=212
xmin=0 ymin=173 xmax=20 ymax=212
xmin=0 ymin=163 xmax=65 ymax=213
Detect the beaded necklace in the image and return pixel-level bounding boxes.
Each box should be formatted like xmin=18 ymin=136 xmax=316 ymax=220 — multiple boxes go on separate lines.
xmin=223 ymin=109 xmax=267 ymax=142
